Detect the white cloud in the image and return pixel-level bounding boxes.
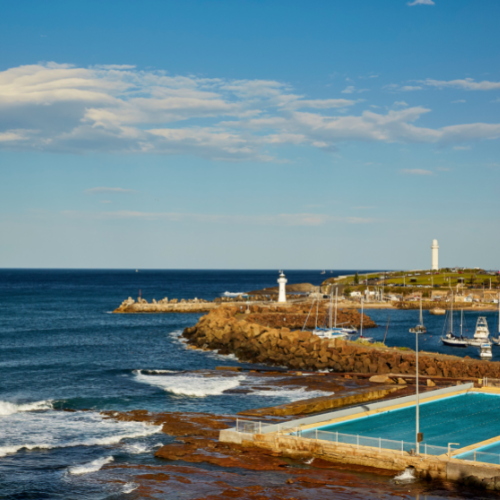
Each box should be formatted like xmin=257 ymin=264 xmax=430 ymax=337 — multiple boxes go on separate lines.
xmin=0 ymin=62 xmax=499 ymax=160
xmin=394 ymin=101 xmax=408 ymax=107
xmin=94 ymin=211 xmax=373 ymax=225
xmin=341 ymin=86 xmax=355 ymax=94
xmin=408 ymin=0 xmax=435 ymax=5
xmin=85 ymin=187 xmax=134 ymax=194
xmin=422 ymin=78 xmax=500 ymax=91
xmin=401 ymin=169 xmax=434 ymax=175
xmin=401 ymin=86 xmax=423 ymax=91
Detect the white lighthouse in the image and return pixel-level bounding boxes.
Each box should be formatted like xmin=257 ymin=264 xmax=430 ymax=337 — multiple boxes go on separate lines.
xmin=431 ymin=239 xmax=439 ymax=270
xmin=277 ymin=271 xmax=287 ymax=303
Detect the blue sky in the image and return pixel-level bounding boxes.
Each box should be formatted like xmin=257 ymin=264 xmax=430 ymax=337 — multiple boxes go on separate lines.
xmin=0 ymin=0 xmax=499 ymax=269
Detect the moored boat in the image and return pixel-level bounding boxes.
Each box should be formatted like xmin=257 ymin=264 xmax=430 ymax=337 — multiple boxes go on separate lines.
xmin=466 ymin=317 xmax=490 ymax=347
xmin=430 ymin=308 xmax=446 ymax=315
xmin=479 ymin=342 xmax=493 ymax=359
xmin=441 ymin=296 xmax=467 ymax=347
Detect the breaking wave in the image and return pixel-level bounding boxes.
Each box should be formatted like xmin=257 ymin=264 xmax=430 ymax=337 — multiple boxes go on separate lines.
xmin=122 ymin=483 xmax=138 ymax=494
xmin=0 ymin=410 xmax=161 ymax=458
xmin=251 ymin=387 xmax=331 ymax=401
xmin=133 ymin=371 xmax=244 ymax=397
xmin=68 ymin=456 xmax=114 ymax=475
xmin=122 ymin=441 xmax=163 ymax=454
xmin=223 ymin=292 xmax=246 ymax=297
xmin=0 ymin=400 xmax=53 ymax=417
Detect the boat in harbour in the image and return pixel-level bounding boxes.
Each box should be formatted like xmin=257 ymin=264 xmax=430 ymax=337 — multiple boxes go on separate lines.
xmin=308 ymin=289 xmax=350 ymax=340
xmin=358 ymin=298 xmax=372 ymax=342
xmin=479 ymin=342 xmax=493 ymax=359
xmin=441 ymin=294 xmax=467 ymax=347
xmin=441 ymin=308 xmax=467 ymax=347
xmin=409 ymin=296 xmax=427 ymax=334
xmin=466 ymin=317 xmax=491 ymax=347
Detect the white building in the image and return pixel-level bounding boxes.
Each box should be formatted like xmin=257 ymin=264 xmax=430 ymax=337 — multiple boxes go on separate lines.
xmin=277 ymin=271 xmax=287 ymax=303
xmin=431 ymin=239 xmax=439 ymax=270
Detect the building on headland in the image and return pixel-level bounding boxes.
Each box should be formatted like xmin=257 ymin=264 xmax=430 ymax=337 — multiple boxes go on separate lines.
xmin=431 ymin=239 xmax=439 ymax=270
xmin=277 ymin=271 xmax=287 ymax=303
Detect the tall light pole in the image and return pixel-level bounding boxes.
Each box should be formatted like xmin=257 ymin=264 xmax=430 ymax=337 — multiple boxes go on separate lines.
xmin=416 ymin=330 xmax=423 ymax=455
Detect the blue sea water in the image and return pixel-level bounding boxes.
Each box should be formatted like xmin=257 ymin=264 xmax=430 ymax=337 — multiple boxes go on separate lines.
xmin=0 ymin=269 xmax=498 ymax=499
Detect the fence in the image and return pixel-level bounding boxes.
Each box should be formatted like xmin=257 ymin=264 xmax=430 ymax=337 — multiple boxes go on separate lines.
xmin=235 ymin=419 xmax=263 ymax=434
xmin=234 ymin=420 xmax=453 ymax=458
xmin=457 ymin=448 xmax=500 ymax=465
xmin=294 ymin=429 xmax=450 ymax=457
xmin=483 ymin=377 xmax=500 ymax=388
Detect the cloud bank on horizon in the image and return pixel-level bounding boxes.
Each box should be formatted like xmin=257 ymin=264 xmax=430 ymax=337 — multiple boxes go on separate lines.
xmin=1 ymin=62 xmax=500 ymax=162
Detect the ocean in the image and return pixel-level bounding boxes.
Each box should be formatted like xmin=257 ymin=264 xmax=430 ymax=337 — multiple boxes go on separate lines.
xmin=0 ymin=269 xmax=497 ymax=499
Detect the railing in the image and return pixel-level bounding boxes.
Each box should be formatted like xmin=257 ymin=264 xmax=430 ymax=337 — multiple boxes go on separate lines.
xmin=483 ymin=377 xmax=500 ymax=388
xmin=234 ymin=421 xmax=453 ymax=457
xmin=458 ymin=449 xmax=500 ymax=465
xmin=235 ymin=419 xmax=263 ymax=434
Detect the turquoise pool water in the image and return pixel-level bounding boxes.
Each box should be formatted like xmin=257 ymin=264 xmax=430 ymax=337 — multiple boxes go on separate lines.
xmin=302 ymin=393 xmax=500 ymax=450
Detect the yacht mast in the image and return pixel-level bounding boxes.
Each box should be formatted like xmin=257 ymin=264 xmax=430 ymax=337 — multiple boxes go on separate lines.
xmin=419 ymin=295 xmax=423 ymax=326
xmin=334 ymin=287 xmax=338 ymax=328
xmin=450 ymin=291 xmax=454 ymax=333
xmin=329 ymin=286 xmax=333 ymax=330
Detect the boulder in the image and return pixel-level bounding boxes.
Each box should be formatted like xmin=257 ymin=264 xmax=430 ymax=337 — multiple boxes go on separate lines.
xmin=427 ymin=379 xmax=436 ymax=387
xmin=369 ymin=375 xmax=395 ymax=384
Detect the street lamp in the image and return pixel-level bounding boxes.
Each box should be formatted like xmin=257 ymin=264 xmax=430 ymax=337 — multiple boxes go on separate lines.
xmin=416 ymin=328 xmax=422 ymax=455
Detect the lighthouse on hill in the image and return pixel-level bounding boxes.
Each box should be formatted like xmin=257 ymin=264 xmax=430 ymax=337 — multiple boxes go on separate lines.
xmin=431 ymin=239 xmax=439 ymax=270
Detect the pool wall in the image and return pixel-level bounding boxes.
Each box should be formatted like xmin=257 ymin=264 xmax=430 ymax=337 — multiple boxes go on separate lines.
xmin=258 ymin=383 xmax=473 ymax=434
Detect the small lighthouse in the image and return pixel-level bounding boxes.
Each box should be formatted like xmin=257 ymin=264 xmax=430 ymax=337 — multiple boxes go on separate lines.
xmin=431 ymin=239 xmax=439 ymax=270
xmin=277 ymin=271 xmax=287 ymax=303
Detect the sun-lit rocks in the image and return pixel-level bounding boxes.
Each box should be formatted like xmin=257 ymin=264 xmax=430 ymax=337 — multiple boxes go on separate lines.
xmin=183 ymin=306 xmax=500 ymax=379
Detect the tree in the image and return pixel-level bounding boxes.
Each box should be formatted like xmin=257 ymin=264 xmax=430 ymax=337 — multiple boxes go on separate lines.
xmin=354 ymin=272 xmax=359 ymax=285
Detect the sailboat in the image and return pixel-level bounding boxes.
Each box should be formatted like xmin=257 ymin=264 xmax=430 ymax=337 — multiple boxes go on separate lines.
xmin=330 ymin=288 xmax=357 ymax=335
xmin=311 ymin=289 xmax=352 ymax=339
xmin=491 ymin=293 xmax=500 ymax=346
xmin=358 ymin=298 xmax=373 ymax=342
xmin=409 ymin=296 xmax=427 ymax=334
xmin=441 ymin=293 xmax=467 ymax=347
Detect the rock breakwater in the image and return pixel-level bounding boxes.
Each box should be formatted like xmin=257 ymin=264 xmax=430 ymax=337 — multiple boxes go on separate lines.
xmin=183 ymin=306 xmax=500 ymax=379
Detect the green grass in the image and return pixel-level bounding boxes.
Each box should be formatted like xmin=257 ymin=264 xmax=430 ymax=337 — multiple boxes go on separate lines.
xmin=324 ymin=270 xmax=499 ymax=289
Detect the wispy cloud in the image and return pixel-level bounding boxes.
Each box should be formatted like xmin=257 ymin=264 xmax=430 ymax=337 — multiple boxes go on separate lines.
xmin=85 ymin=187 xmax=134 ymax=194
xmin=452 ymin=99 xmax=466 ymax=103
xmin=0 ymin=62 xmax=499 ymax=161
xmin=401 ymin=169 xmax=434 ymax=176
xmin=408 ymin=0 xmax=435 ymax=5
xmin=341 ymin=86 xmax=369 ymax=94
xmin=394 ymin=101 xmax=408 ymax=107
xmin=453 ymin=145 xmax=471 ymax=150
xmin=422 ymin=78 xmax=500 ymax=91
xmin=66 ymin=210 xmax=374 ymax=226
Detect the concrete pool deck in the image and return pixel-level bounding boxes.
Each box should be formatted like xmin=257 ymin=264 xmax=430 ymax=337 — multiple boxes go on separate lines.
xmin=220 ymin=383 xmax=500 ymax=483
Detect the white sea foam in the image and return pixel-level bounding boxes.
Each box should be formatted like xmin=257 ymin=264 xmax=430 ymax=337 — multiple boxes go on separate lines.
xmin=122 ymin=441 xmax=162 ymax=454
xmin=0 ymin=410 xmax=161 ymax=458
xmin=122 ymin=483 xmax=138 ymax=494
xmin=251 ymin=387 xmax=331 ymax=401
xmin=133 ymin=369 xmax=178 ymax=376
xmin=0 ymin=400 xmax=53 ymax=417
xmin=223 ymin=292 xmax=246 ymax=297
xmin=68 ymin=456 xmax=114 ymax=475
xmin=133 ymin=371 xmax=244 ymax=397
xmin=394 ymin=467 xmax=416 ymax=482
xmin=168 ymin=329 xmax=188 ymax=345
